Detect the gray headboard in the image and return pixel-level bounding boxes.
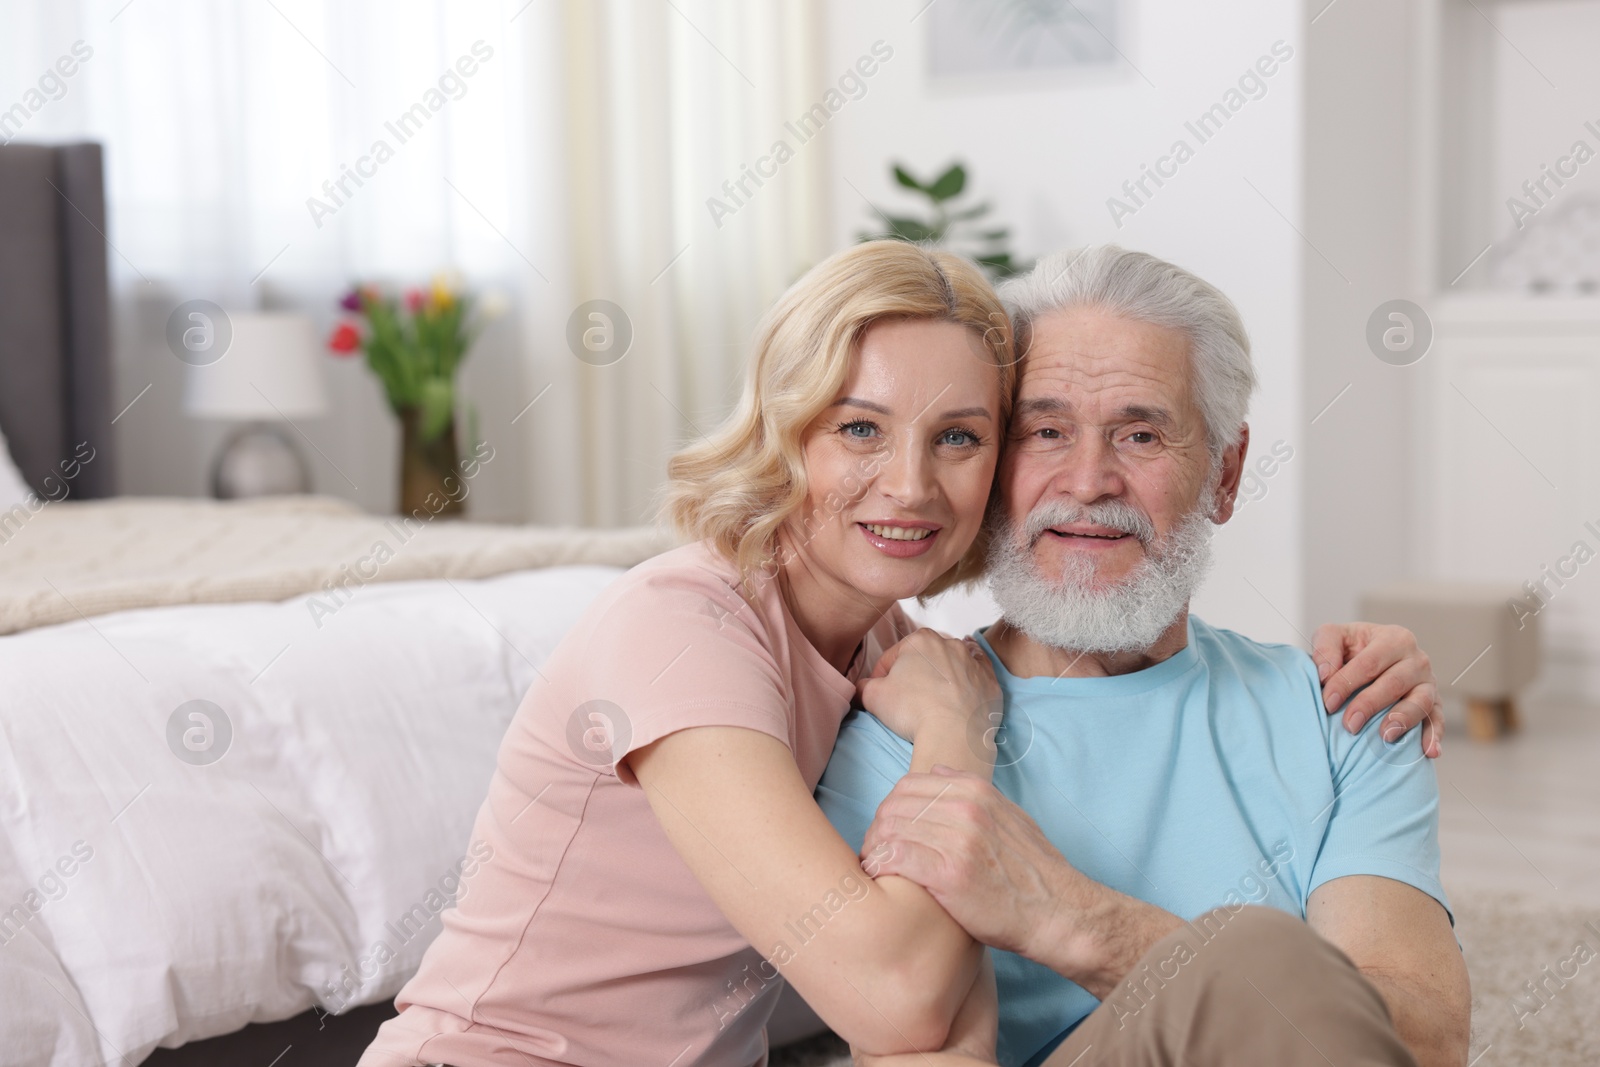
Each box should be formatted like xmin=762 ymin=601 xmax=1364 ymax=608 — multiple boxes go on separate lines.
xmin=0 ymin=142 xmax=114 ymax=498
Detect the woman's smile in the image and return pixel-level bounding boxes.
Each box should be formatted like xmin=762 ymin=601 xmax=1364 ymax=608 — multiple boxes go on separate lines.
xmin=858 ymin=520 xmax=942 ymax=558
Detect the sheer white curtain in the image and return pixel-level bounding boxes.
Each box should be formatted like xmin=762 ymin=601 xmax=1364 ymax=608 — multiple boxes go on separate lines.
xmin=3 ymin=0 xmax=534 ymax=296
xmin=534 ymin=0 xmax=830 ymax=524
xmin=3 ymin=0 xmax=826 ymax=524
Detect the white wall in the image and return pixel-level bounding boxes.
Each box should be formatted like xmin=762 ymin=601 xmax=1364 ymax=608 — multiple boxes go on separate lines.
xmin=825 ymin=0 xmax=1307 ymax=642
xmin=1300 ymin=0 xmax=1421 ymax=630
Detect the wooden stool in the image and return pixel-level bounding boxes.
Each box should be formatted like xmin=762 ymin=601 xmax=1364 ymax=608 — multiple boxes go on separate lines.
xmin=1359 ymin=582 xmax=1540 ymax=743
xmin=1466 ymin=697 xmax=1521 ymax=742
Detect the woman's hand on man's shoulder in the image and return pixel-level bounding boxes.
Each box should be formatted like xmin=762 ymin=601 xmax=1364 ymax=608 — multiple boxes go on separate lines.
xmin=857 ymin=629 xmax=1001 ymax=749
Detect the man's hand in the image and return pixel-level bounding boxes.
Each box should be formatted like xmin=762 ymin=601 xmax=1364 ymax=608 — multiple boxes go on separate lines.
xmin=860 ymin=766 xmax=1183 ymax=999
xmin=1312 ymin=622 xmax=1443 ymax=757
xmin=861 ymin=766 xmax=1063 ymax=957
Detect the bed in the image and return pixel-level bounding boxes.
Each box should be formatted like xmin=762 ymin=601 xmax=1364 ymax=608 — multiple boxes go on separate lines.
xmin=0 ymin=500 xmax=672 ymax=1066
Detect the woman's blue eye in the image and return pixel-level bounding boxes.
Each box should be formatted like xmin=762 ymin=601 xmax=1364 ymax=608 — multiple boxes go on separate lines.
xmin=840 ymin=421 xmax=877 ymax=439
xmin=940 ymin=429 xmax=978 ymax=447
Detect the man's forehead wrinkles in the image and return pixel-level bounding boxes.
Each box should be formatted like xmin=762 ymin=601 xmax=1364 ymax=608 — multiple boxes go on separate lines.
xmin=1022 ymin=349 xmax=1180 ymax=382
xmin=1019 ymin=360 xmax=1193 ymax=415
xmin=1017 ymin=378 xmax=1186 ymax=411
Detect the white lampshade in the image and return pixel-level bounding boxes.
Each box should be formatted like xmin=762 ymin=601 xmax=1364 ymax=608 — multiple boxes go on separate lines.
xmin=184 ymin=312 xmax=328 ymax=420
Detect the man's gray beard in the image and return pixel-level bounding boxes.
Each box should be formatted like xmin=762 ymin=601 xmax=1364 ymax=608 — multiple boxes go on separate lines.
xmin=985 ymin=489 xmax=1217 ymax=656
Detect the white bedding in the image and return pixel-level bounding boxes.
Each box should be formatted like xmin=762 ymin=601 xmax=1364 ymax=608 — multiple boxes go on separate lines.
xmin=0 ymin=564 xmax=629 ymax=1067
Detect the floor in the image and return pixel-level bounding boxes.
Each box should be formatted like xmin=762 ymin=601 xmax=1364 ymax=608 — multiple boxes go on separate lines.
xmin=1432 ymin=690 xmax=1600 ymax=1065
xmin=1436 ymin=690 xmax=1600 ymax=908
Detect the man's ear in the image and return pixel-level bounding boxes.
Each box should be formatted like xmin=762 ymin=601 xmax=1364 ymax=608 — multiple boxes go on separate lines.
xmin=1209 ymin=424 xmax=1250 ymax=524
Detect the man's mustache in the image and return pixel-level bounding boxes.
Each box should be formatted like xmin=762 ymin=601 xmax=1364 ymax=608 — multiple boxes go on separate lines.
xmin=1021 ymin=499 xmax=1157 ymax=548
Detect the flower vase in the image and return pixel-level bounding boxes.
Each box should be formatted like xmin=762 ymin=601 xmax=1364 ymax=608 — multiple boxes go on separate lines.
xmin=398 ymin=406 xmax=463 ymax=518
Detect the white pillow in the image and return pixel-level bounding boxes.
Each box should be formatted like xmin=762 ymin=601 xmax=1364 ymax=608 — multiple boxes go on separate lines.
xmin=0 ymin=423 xmax=35 ymax=509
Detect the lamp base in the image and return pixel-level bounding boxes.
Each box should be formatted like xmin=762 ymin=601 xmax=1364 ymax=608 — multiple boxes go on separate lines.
xmin=211 ymin=423 xmax=312 ymax=499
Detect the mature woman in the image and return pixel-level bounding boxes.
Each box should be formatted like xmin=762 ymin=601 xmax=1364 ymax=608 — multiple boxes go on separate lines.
xmin=361 ymin=241 xmax=1436 ymax=1067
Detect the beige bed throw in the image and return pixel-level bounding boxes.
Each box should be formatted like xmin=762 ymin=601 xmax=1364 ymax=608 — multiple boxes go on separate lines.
xmin=0 ymin=496 xmax=680 ymax=636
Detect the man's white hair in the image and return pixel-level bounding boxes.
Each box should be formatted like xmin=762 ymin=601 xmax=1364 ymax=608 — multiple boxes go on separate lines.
xmin=998 ymin=246 xmax=1257 ymax=456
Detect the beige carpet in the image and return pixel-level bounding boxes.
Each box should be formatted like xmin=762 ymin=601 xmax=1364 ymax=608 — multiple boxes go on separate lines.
xmin=771 ymin=887 xmax=1600 ymax=1066
xmin=1453 ymin=887 xmax=1600 ymax=1066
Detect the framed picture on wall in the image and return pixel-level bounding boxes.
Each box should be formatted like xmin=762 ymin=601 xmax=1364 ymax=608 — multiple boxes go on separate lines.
xmin=927 ymin=0 xmax=1128 ymax=84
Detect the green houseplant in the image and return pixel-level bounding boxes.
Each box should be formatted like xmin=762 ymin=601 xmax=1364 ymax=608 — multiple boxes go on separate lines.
xmin=857 ymin=161 xmax=1029 ymax=280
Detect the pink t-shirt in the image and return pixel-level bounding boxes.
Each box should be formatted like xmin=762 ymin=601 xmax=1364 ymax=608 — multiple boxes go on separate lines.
xmin=361 ymin=541 xmax=911 ymax=1067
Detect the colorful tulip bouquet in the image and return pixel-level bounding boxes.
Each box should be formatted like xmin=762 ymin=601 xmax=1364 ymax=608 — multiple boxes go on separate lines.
xmin=328 ymin=275 xmax=498 ymax=516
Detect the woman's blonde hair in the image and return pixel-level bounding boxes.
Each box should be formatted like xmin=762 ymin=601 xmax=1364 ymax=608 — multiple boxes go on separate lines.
xmin=662 ymin=240 xmax=1014 ymax=598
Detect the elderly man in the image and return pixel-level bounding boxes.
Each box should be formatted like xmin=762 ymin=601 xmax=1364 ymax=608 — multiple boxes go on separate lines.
xmin=816 ymin=247 xmax=1471 ymax=1067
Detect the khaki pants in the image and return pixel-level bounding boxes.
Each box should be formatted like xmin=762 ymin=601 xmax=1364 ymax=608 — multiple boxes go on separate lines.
xmin=1044 ymin=905 xmax=1418 ymax=1067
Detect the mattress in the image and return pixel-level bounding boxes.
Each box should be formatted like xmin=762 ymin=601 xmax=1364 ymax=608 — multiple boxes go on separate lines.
xmin=0 ymin=561 xmax=631 ymax=1066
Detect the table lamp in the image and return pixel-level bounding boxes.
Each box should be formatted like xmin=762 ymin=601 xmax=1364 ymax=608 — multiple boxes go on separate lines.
xmin=183 ymin=312 xmax=328 ymax=498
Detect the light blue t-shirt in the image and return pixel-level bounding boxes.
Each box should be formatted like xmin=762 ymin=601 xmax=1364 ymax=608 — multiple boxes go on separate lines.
xmin=815 ymin=616 xmax=1449 ymax=1067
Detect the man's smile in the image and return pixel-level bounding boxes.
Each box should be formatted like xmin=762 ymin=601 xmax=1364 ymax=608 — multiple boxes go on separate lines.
xmin=1041 ymin=523 xmax=1139 ymax=548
